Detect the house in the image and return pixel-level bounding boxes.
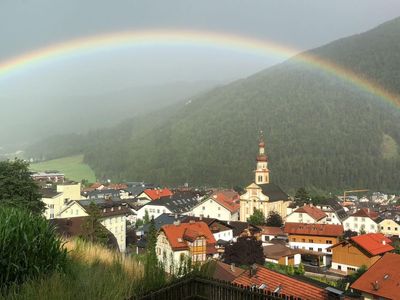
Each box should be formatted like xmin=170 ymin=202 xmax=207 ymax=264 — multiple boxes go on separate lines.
xmin=137 ymin=213 xmax=187 ymax=237
xmin=137 ymin=188 xmax=173 ymax=201
xmin=378 ymin=210 xmax=400 ymax=237
xmin=256 ymin=226 xmax=286 ymax=245
xmin=351 ymin=253 xmax=400 ymax=300
xmin=191 ymin=193 xmax=240 ymax=221
xmin=81 ymin=189 xmax=121 ymax=201
xmin=343 ymin=208 xmax=380 ymax=234
xmin=136 ymin=191 xmax=205 ymax=220
xmin=263 ymin=244 xmax=301 ymax=266
xmin=49 ymin=216 xmax=118 ymax=250
xmin=330 ymin=233 xmax=394 ymax=274
xmin=226 ymin=221 xmax=262 ymax=241
xmin=156 ymin=221 xmax=217 ymax=274
xmin=284 ymin=223 xmax=344 ymax=266
xmin=314 ymin=198 xmax=348 ymax=225
xmin=181 ymin=216 xmax=234 ymax=242
xmin=57 ymin=199 xmax=129 ymax=252
xmin=41 ymin=181 xmax=81 ymax=219
xmin=232 ymin=264 xmax=343 ymax=300
xmin=239 ymin=136 xmax=291 ymax=222
xmin=285 ymin=205 xmax=327 ymax=224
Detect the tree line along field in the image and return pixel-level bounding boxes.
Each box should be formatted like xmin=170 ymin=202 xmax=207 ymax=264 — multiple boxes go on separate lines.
xmin=31 ymin=154 xmax=96 ymax=183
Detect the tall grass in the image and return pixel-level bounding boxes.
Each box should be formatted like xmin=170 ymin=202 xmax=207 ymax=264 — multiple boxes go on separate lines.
xmin=0 ymin=207 xmax=67 ymax=287
xmin=1 ymin=239 xmax=145 ymax=300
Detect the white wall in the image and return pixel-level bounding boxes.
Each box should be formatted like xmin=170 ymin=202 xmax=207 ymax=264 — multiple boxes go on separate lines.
xmin=343 ymin=216 xmax=378 ymax=234
xmin=191 ymin=198 xmax=236 ymax=221
xmin=137 ymin=205 xmax=172 ymax=220
xmin=213 ymin=229 xmax=233 ymax=242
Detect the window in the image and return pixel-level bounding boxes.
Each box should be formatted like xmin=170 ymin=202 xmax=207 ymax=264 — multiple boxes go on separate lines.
xmin=157 ymin=209 xmax=160 ymax=213
xmin=309 ymin=247 xmax=313 ymax=251
xmin=301 ymin=239 xmax=305 ymax=242
xmin=318 ymin=248 xmax=322 ymax=252
xmin=265 ymin=236 xmax=270 ymax=241
xmin=309 ymin=239 xmax=314 ymax=243
xmin=49 ymin=204 xmax=54 ymax=208
xmin=218 ymin=214 xmax=221 ymax=218
xmin=338 ymin=265 xmax=341 ymax=270
xmin=361 ymin=217 xmax=365 ymax=222
xmin=292 ymin=238 xmax=296 ymax=242
xmin=354 ymin=217 xmax=358 ymax=221
xmin=370 ymin=224 xmax=375 ymax=230
xmin=326 ymin=248 xmax=331 ymax=253
xmin=381 ymin=226 xmax=384 ymax=230
xmin=218 ymin=207 xmax=221 ymax=211
xmin=50 ymin=213 xmax=54 ymax=219
xmin=388 ymin=227 xmax=391 ymax=231
xmin=395 ymin=227 xmax=398 ymax=231
xmin=202 ymin=206 xmax=205 ymax=210
xmin=326 ymin=240 xmax=332 ymax=244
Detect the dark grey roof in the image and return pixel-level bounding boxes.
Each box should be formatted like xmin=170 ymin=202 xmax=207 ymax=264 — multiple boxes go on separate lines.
xmin=315 ymin=198 xmax=348 ymax=220
xmin=82 ymin=189 xmax=121 ymax=200
xmin=143 ymin=191 xmax=204 ymax=214
xmin=258 ymin=183 xmax=290 ymax=202
xmin=40 ymin=188 xmax=61 ymax=198
xmin=225 ymin=221 xmax=261 ymax=237
xmin=141 ymin=213 xmax=186 ymax=234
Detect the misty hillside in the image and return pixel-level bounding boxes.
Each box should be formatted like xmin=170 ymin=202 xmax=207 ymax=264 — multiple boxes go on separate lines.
xmin=0 ymin=81 xmax=217 ymax=150
xmin=29 ymin=17 xmax=400 ymax=192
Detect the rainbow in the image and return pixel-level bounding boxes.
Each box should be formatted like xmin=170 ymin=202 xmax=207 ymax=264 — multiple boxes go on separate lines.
xmin=0 ymin=29 xmax=399 ymax=107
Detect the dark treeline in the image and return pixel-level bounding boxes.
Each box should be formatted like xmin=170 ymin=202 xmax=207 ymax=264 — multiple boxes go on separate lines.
xmin=27 ymin=17 xmax=400 ymax=193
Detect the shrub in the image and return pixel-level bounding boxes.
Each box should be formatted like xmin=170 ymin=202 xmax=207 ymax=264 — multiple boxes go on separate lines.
xmin=0 ymin=207 xmax=68 ymax=287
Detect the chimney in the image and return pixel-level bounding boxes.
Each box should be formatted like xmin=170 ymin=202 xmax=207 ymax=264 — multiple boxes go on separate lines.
xmin=189 ymin=219 xmax=195 ymax=224
xmin=249 ymin=264 xmax=257 ymax=277
xmin=230 ymin=263 xmax=235 ymax=272
xmin=174 ymin=219 xmax=181 ymax=226
xmin=382 ymin=240 xmax=386 ymax=245
xmin=199 ymin=215 xmax=203 ymax=221
xmin=372 ymin=280 xmax=380 ymax=291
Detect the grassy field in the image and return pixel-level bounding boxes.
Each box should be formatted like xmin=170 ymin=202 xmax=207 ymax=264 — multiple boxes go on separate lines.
xmin=31 ymin=155 xmax=96 ymax=182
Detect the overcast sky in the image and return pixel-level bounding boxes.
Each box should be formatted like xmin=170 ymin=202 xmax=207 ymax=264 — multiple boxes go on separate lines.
xmin=1 ymin=0 xmax=399 ymax=95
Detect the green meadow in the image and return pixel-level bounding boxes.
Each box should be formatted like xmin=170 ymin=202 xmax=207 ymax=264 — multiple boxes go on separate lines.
xmin=31 ymin=155 xmax=96 ymax=183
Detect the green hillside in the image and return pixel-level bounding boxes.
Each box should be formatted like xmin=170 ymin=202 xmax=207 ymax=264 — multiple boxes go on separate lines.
xmin=31 ymin=155 xmax=96 ymax=183
xmin=29 ymin=17 xmax=400 ymax=192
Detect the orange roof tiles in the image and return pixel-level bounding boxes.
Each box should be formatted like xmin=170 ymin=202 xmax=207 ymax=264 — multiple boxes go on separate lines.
xmin=284 ymin=223 xmax=344 ymax=237
xmin=350 ymin=233 xmax=394 ymax=256
xmin=258 ymin=226 xmax=285 ymax=236
xmin=211 ymin=190 xmax=240 ymax=213
xmin=294 ymin=205 xmax=327 ymax=221
xmin=161 ymin=221 xmax=216 ymax=252
xmin=351 ymin=253 xmax=400 ymax=300
xmin=144 ymin=188 xmax=173 ymax=201
xmin=233 ymin=265 xmax=327 ymax=299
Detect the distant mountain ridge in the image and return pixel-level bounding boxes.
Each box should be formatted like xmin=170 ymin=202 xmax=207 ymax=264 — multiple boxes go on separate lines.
xmin=29 ymin=17 xmax=400 ymax=192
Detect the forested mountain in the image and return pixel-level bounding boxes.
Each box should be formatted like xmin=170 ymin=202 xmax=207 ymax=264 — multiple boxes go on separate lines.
xmin=29 ymin=17 xmax=400 ymax=192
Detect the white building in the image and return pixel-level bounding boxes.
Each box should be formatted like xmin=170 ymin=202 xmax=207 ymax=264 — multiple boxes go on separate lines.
xmin=156 ymin=221 xmax=217 ymax=274
xmin=57 ymin=199 xmax=128 ymax=252
xmin=285 ymin=205 xmax=327 ymax=224
xmin=343 ymin=208 xmax=379 ymax=234
xmin=191 ymin=196 xmax=239 ymax=221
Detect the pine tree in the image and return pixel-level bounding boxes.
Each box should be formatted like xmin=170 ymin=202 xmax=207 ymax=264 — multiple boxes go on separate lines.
xmin=247 ymin=209 xmax=265 ymax=226
xmin=81 ymin=202 xmax=109 ymax=245
xmin=266 ymin=211 xmax=283 ymax=227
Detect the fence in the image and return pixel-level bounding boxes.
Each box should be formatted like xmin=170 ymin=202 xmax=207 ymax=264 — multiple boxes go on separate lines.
xmin=132 ymin=276 xmax=302 ymax=300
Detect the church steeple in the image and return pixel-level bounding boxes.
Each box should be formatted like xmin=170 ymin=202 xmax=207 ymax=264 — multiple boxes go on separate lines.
xmin=255 ymin=131 xmax=270 ymax=184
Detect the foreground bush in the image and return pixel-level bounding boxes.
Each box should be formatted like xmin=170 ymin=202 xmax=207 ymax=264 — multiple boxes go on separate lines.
xmin=0 ymin=207 xmax=67 ymax=287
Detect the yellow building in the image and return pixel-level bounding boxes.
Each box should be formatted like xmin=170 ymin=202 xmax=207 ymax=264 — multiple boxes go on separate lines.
xmin=239 ymin=135 xmax=291 ymax=222
xmin=41 ymin=181 xmax=81 ymax=219
xmin=379 ymin=218 xmax=400 ymax=237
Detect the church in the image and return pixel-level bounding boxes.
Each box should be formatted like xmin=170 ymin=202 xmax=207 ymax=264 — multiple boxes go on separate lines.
xmin=239 ymin=135 xmax=291 ymax=222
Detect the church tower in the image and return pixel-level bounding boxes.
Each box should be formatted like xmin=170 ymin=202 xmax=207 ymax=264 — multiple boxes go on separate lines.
xmin=255 ymin=133 xmax=270 ymax=184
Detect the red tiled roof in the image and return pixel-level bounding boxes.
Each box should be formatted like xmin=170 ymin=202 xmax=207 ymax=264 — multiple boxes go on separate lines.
xmin=350 ymin=233 xmax=394 ymax=256
xmin=294 ymin=205 xmax=326 ymax=221
xmin=351 ymin=253 xmax=400 ymax=299
xmin=211 ymin=190 xmax=240 ymax=213
xmin=284 ymin=223 xmax=344 ymax=237
xmin=144 ymin=188 xmax=173 ymax=201
xmin=161 ymin=221 xmax=216 ymax=253
xmin=257 ymin=226 xmax=285 ymax=236
xmin=351 ymin=208 xmax=379 ymax=220
xmin=233 ymin=265 xmax=327 ymax=299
